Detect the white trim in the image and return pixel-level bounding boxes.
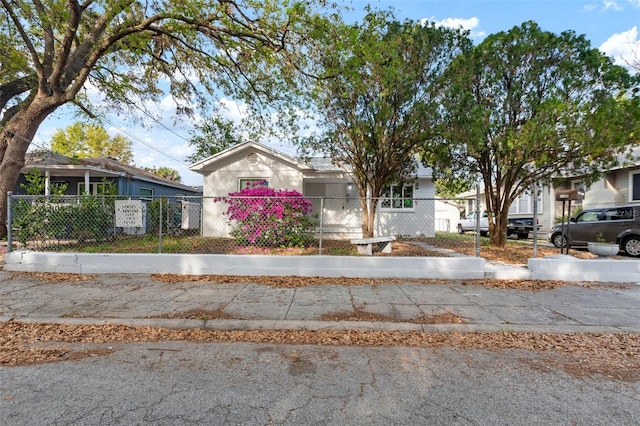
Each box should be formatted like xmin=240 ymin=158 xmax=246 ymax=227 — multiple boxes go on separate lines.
xmin=238 ymin=178 xmax=270 ymax=191
xmin=629 ymin=170 xmax=640 ymax=202
xmin=78 ymin=181 xmax=107 ymax=196
xmin=189 ymin=141 xmax=312 ymax=173
xmin=139 ymin=187 xmax=154 ymax=201
xmin=508 ymin=191 xmax=543 ymax=215
xmin=379 ymin=183 xmax=416 ymax=212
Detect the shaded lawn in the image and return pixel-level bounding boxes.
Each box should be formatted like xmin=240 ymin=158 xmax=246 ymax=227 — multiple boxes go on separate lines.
xmin=52 ymin=233 xmax=605 ymax=264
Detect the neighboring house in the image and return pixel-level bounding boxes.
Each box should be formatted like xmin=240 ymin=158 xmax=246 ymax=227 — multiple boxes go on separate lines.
xmin=14 ymin=151 xmax=203 ymax=232
xmin=457 ymin=187 xmax=548 ymax=231
xmin=14 ymin=151 xmax=202 ymax=198
xmin=552 ymin=160 xmax=640 ymax=217
xmin=456 ymin=149 xmax=640 ymax=234
xmin=189 ymin=141 xmax=436 ymax=239
xmin=434 ymin=199 xmax=464 ymax=233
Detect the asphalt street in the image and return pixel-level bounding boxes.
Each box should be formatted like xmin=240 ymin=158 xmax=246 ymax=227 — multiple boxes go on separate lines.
xmin=1 ymin=342 xmax=639 ymax=425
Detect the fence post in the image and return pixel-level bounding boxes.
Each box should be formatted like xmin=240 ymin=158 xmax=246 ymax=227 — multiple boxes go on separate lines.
xmin=6 ymin=191 xmax=12 ymax=252
xmin=532 ymin=183 xmax=538 ymax=258
xmin=475 ymin=184 xmax=481 ymax=257
xmin=158 ymin=197 xmax=163 ymax=254
xmin=318 ymin=197 xmax=324 ymax=255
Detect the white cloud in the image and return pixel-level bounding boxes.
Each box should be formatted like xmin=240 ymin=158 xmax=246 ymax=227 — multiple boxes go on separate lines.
xmin=602 ymin=0 xmax=623 ymax=10
xmin=600 ymin=26 xmax=639 ymax=71
xmin=216 ymin=98 xmax=249 ymax=123
xmin=601 ymin=0 xmax=640 ymax=10
xmin=426 ymin=16 xmax=485 ymax=38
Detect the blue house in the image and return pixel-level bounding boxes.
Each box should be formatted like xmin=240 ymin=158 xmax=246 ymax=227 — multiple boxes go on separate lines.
xmin=15 ymin=151 xmax=202 ymax=198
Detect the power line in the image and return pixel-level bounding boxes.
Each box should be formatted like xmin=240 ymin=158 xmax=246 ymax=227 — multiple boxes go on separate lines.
xmin=129 ymin=102 xmax=192 ymax=144
xmin=99 ymin=115 xmax=190 ymax=167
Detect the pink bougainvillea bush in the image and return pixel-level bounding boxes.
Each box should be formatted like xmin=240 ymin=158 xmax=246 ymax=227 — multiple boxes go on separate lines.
xmin=216 ymin=183 xmax=315 ymax=247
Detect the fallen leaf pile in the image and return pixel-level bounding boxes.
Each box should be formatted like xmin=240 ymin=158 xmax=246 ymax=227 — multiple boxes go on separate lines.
xmin=150 ymin=273 xmax=587 ymax=291
xmin=1 ymin=321 xmax=638 ymax=381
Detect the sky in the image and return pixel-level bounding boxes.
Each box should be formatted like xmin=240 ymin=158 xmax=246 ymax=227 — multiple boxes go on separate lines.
xmin=32 ymin=0 xmax=640 ymax=187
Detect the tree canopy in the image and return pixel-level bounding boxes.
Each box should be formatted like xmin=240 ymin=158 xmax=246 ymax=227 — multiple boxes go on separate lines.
xmin=186 ymin=113 xmax=243 ymax=164
xmin=144 ymin=166 xmax=182 ymax=183
xmin=303 ymin=11 xmax=470 ymax=237
xmin=51 ymin=122 xmax=134 ymax=164
xmin=0 ymin=0 xmax=331 ymax=238
xmin=423 ymin=21 xmax=640 ymax=246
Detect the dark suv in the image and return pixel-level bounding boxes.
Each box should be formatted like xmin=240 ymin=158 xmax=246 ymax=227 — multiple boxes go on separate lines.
xmin=549 ymin=205 xmax=640 ymax=257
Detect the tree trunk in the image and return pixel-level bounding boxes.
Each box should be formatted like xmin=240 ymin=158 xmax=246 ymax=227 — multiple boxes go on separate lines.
xmin=359 ymin=196 xmax=375 ymax=238
xmin=0 ymin=98 xmax=59 ymax=239
xmin=489 ymin=215 xmax=508 ymax=247
xmin=484 ymin=178 xmax=510 ymax=248
xmin=360 ymin=195 xmax=377 ymax=238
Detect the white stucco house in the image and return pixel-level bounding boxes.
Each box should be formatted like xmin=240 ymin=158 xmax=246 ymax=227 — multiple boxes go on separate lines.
xmin=189 ymin=141 xmax=436 ymax=239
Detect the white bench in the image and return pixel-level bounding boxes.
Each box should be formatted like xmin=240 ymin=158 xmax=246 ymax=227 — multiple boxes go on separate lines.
xmin=349 ymin=236 xmax=396 ymax=256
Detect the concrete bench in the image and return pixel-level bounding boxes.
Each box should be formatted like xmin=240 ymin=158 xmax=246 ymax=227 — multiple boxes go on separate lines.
xmin=350 ymin=236 xmax=396 ymax=256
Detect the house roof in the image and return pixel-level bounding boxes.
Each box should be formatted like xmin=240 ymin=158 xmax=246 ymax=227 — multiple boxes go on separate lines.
xmin=189 ymin=141 xmax=312 ymax=173
xmin=189 ymin=141 xmax=433 ymax=178
xmin=22 ymin=150 xmax=200 ymax=193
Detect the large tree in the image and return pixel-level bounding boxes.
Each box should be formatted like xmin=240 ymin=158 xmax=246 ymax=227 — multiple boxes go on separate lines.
xmin=424 ymin=21 xmax=640 ymax=247
xmin=303 ymin=11 xmax=470 ymax=237
xmin=186 ymin=112 xmax=243 ymax=164
xmin=51 ymin=122 xmax=134 ymax=164
xmin=0 ymin=0 xmax=328 ymax=239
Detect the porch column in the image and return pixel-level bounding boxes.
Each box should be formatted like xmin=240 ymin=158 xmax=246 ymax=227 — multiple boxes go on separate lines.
xmin=44 ymin=169 xmax=50 ymax=196
xmin=84 ymin=171 xmax=90 ymax=195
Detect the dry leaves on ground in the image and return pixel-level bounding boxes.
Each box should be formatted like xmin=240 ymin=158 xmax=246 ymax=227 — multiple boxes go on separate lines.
xmin=8 ymin=270 xmax=621 ymax=292
xmin=1 ymin=321 xmax=638 ymax=382
xmin=150 ymin=273 xmax=585 ymax=291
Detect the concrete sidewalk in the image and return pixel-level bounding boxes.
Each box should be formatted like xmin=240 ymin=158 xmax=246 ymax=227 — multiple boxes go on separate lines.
xmin=1 ymin=271 xmax=639 ymax=334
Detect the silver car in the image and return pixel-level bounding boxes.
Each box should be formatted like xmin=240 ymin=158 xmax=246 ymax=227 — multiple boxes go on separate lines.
xmin=549 ymin=205 xmax=640 ymax=257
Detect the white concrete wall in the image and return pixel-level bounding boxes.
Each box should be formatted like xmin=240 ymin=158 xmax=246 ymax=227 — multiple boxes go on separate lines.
xmin=528 ymin=255 xmax=640 ymax=283
xmin=4 ymin=250 xmax=486 ymax=280
xmin=6 ymin=250 xmax=639 ymax=283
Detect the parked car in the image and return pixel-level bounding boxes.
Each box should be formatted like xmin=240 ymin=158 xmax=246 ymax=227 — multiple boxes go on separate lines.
xmin=548 ymin=205 xmax=640 ymax=257
xmin=457 ymin=211 xmax=489 ymax=237
xmin=457 ymin=211 xmax=541 ymax=239
xmin=506 ymin=217 xmax=543 ymax=239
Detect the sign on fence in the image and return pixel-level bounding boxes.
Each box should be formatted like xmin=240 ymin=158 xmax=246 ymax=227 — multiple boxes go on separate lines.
xmin=115 ymin=200 xmax=143 ymax=227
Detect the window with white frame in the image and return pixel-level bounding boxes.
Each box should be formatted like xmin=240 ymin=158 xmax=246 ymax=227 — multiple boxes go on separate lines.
xmin=78 ymin=182 xmax=108 ymax=196
xmin=139 ymin=187 xmax=154 ymax=201
xmin=508 ymin=191 xmax=542 ymax=215
xmin=239 ymin=178 xmax=269 ymax=191
xmin=380 ymin=183 xmax=414 ymax=210
xmin=631 ymin=171 xmax=640 ymax=202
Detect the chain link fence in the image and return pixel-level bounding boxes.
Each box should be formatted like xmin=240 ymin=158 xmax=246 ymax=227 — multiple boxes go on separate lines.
xmin=6 ymin=193 xmax=542 ymax=258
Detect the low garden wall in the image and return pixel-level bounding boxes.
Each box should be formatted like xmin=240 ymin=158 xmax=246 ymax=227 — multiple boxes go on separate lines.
xmin=4 ymin=251 xmax=487 ymax=279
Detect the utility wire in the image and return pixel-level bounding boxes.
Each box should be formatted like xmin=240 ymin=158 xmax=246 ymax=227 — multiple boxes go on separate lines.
xmin=99 ymin=115 xmax=190 ymax=167
xmin=129 ymin=102 xmax=192 ymax=144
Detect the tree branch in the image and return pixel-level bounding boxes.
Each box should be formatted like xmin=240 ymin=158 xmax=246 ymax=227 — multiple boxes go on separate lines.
xmin=0 ymin=74 xmax=37 ymax=111
xmin=0 ymin=0 xmax=44 ymax=76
